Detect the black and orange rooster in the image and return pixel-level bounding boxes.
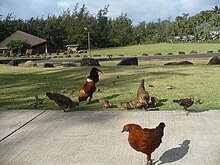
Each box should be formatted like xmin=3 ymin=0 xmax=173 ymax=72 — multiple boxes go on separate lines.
xmin=78 ymin=67 xmax=103 ymax=104
xmin=122 ymin=122 xmax=166 ymax=165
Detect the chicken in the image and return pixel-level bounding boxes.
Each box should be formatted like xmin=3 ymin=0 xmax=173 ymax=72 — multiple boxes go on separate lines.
xmin=87 ymin=67 xmax=103 ymax=83
xmin=137 ymin=79 xmax=150 ymax=109
xmin=195 ymin=99 xmax=203 ymax=104
xmin=46 ymin=92 xmax=79 ymax=112
xmin=122 ymin=122 xmax=165 ymax=165
xmin=78 ymin=67 xmax=103 ymax=104
xmin=130 ymin=99 xmax=142 ymax=109
xmin=32 ymin=95 xmax=43 ymax=108
xmin=151 ymin=96 xmax=159 ymax=107
xmin=78 ymin=81 xmax=96 ymax=103
xmin=98 ymin=98 xmax=113 ymax=108
xmin=173 ymin=95 xmax=194 ymax=111
xmin=119 ymin=102 xmax=132 ymax=110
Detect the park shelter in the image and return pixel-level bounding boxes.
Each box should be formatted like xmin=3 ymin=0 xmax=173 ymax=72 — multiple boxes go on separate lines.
xmin=0 ymin=30 xmax=49 ymax=56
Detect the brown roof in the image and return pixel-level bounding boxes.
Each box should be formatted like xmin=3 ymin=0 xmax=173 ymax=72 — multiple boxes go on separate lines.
xmin=0 ymin=30 xmax=47 ymax=49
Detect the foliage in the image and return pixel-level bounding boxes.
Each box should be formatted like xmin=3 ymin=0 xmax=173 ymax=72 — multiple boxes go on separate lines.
xmin=6 ymin=40 xmax=31 ymax=54
xmin=1 ymin=5 xmax=220 ymax=49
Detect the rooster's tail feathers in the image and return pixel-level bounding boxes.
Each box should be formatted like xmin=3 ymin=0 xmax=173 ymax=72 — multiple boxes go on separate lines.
xmin=158 ymin=122 xmax=166 ymax=130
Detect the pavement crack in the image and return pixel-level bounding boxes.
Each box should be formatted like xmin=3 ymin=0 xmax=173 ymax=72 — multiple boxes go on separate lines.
xmin=0 ymin=110 xmax=47 ymax=143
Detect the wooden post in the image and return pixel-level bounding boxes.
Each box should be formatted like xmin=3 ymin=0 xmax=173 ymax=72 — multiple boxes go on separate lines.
xmin=45 ymin=43 xmax=48 ymax=54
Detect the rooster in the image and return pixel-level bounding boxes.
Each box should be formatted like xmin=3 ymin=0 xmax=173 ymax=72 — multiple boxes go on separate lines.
xmin=173 ymin=95 xmax=194 ymax=112
xmin=122 ymin=122 xmax=166 ymax=165
xmin=78 ymin=67 xmax=103 ymax=104
xmin=87 ymin=67 xmax=103 ymax=83
xmin=137 ymin=79 xmax=150 ymax=109
xmin=46 ymin=92 xmax=79 ymax=112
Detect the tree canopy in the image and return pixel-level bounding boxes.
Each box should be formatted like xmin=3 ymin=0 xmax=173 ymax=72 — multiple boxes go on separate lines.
xmin=6 ymin=40 xmax=31 ymax=55
xmin=1 ymin=5 xmax=220 ymax=50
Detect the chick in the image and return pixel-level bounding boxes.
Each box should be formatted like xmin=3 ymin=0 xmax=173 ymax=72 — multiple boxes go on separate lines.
xmin=151 ymin=96 xmax=159 ymax=107
xmin=119 ymin=102 xmax=132 ymax=110
xmin=130 ymin=99 xmax=142 ymax=109
xmin=32 ymin=95 xmax=43 ymax=108
xmin=98 ymin=98 xmax=113 ymax=108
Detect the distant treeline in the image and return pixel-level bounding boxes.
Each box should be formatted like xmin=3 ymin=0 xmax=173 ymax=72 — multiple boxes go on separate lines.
xmin=0 ymin=4 xmax=220 ymax=49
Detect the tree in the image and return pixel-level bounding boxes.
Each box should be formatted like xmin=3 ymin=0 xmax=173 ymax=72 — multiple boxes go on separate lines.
xmin=134 ymin=21 xmax=147 ymax=44
xmin=93 ymin=5 xmax=111 ymax=47
xmin=0 ymin=13 xmax=26 ymax=42
xmin=199 ymin=11 xmax=211 ymax=39
xmin=7 ymin=40 xmax=31 ymax=55
xmin=44 ymin=15 xmax=67 ymax=49
xmin=212 ymin=5 xmax=220 ymax=14
xmin=110 ymin=13 xmax=133 ymax=46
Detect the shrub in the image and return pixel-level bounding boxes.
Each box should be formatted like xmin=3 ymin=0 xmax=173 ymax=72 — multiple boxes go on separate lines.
xmin=142 ymin=53 xmax=148 ymax=56
xmin=154 ymin=53 xmax=162 ymax=55
xmin=207 ymin=51 xmax=214 ymax=53
xmin=190 ymin=51 xmax=198 ymax=54
xmin=178 ymin=51 xmax=185 ymax=54
xmin=93 ymin=54 xmax=101 ymax=57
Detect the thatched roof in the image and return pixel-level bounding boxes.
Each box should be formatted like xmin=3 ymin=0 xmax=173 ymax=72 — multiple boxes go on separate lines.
xmin=0 ymin=30 xmax=47 ymax=49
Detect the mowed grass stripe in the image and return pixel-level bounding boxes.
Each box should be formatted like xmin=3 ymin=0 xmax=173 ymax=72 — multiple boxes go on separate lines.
xmin=0 ymin=58 xmax=219 ymax=111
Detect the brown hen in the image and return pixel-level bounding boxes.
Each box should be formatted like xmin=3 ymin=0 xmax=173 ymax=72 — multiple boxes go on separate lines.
xmin=137 ymin=79 xmax=150 ymax=109
xmin=173 ymin=95 xmax=194 ymax=111
xmin=46 ymin=92 xmax=79 ymax=112
xmin=122 ymin=122 xmax=165 ymax=165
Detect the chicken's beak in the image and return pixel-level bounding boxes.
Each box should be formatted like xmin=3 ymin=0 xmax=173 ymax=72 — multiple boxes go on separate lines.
xmin=121 ymin=126 xmax=129 ymax=133
xmin=95 ymin=68 xmax=103 ymax=74
xmin=98 ymin=69 xmax=103 ymax=74
xmin=121 ymin=126 xmax=125 ymax=133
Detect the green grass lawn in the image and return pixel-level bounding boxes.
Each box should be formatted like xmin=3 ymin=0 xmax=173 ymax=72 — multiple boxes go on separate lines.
xmin=0 ymin=58 xmax=219 ymax=111
xmin=90 ymin=43 xmax=220 ymax=56
xmin=9 ymin=42 xmax=220 ymax=59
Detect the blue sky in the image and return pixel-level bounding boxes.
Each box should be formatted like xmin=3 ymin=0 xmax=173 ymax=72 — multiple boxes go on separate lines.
xmin=0 ymin=0 xmax=219 ymax=24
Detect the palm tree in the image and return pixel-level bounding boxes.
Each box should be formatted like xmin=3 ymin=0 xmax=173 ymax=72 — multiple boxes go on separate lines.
xmin=212 ymin=5 xmax=220 ymax=14
xmin=213 ymin=15 xmax=220 ymax=40
xmin=199 ymin=11 xmax=211 ymax=40
xmin=211 ymin=6 xmax=220 ymax=40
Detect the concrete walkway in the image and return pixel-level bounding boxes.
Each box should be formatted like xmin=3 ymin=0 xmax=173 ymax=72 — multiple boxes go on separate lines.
xmin=0 ymin=110 xmax=220 ymax=165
